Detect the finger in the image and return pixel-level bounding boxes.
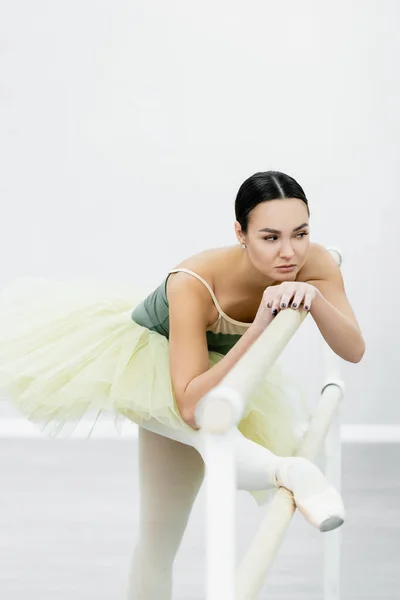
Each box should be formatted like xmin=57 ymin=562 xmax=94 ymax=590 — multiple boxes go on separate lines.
xmin=271 ymin=295 xmax=282 ymax=315
xmin=264 ymin=296 xmax=277 ymax=314
xmin=265 ymin=295 xmax=275 ymax=310
xmin=279 ymin=288 xmax=296 ymax=309
xmin=303 ymin=293 xmax=313 ymax=311
xmin=290 ymin=291 xmax=304 ymax=309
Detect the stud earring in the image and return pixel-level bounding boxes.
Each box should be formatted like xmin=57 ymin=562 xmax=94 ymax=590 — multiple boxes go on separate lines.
xmin=242 ymin=243 xmax=247 ymax=249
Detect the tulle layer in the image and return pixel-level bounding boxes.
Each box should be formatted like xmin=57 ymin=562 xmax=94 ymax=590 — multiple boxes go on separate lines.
xmin=0 ymin=276 xmax=312 ymax=457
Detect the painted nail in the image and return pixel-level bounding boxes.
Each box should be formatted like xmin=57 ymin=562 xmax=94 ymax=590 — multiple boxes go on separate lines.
xmin=292 ymin=303 xmax=297 ymax=308
xmin=304 ymin=305 xmax=309 ymax=310
xmin=272 ymin=309 xmax=278 ymax=316
xmin=280 ymin=303 xmax=286 ymax=308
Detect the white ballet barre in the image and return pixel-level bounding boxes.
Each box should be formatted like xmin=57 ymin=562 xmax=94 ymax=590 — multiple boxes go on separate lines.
xmin=195 ymin=247 xmax=345 ymax=600
xmin=195 ymin=304 xmax=308 ymax=599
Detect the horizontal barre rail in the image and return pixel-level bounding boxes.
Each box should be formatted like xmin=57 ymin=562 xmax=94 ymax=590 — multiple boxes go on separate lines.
xmin=195 ymin=308 xmax=308 ymax=433
xmin=196 ymin=246 xmax=342 ymax=436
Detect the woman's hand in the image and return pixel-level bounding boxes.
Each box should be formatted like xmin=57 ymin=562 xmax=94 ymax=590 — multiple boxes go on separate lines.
xmin=252 ymin=281 xmax=319 ymax=332
xmin=268 ymin=281 xmax=319 ymax=315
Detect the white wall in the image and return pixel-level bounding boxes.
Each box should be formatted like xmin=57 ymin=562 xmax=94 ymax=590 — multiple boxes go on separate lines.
xmin=0 ymin=0 xmax=398 ymax=425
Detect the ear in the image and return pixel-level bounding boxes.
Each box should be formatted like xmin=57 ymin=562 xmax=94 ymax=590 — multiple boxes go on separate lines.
xmin=234 ymin=221 xmax=245 ymax=245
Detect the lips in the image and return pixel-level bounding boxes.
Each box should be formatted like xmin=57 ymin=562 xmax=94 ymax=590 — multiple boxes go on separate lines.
xmin=277 ymin=265 xmax=295 ymax=268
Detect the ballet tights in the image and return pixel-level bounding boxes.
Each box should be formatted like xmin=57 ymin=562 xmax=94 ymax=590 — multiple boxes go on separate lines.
xmin=126 ymin=427 xmax=205 ymax=600
xmin=126 ymin=424 xmax=331 ymax=599
xmin=126 ymin=425 xmax=287 ymax=599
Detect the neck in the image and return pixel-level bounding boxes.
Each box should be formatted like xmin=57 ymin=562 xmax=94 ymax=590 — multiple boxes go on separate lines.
xmin=230 ymin=245 xmax=279 ymax=292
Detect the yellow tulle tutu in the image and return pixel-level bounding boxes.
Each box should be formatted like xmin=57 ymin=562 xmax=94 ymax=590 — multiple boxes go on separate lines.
xmin=0 ymin=276 xmax=312 ymax=462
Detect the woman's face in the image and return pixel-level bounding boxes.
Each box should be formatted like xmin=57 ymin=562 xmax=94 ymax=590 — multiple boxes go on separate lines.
xmin=236 ymin=198 xmax=311 ymax=280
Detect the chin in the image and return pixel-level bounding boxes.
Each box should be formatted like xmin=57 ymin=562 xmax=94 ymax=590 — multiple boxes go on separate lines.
xmin=275 ymin=270 xmax=297 ymax=279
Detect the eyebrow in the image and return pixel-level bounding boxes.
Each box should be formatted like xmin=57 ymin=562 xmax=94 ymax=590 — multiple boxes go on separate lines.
xmin=258 ymin=222 xmax=309 ymax=234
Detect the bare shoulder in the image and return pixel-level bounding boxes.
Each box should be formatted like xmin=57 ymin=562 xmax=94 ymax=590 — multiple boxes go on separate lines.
xmin=297 ymin=243 xmax=341 ymax=282
xmin=166 ymin=246 xmax=228 ymax=326
xmin=170 ymin=246 xmax=228 ymax=278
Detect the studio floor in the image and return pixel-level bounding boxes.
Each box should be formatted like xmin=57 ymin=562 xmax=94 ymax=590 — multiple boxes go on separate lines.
xmin=0 ymin=438 xmax=398 ymax=599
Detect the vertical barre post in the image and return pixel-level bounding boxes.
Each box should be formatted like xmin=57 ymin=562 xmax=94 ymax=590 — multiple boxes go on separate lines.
xmin=203 ymin=430 xmax=236 ymax=600
xmin=199 ymin=397 xmax=240 ymax=600
xmin=323 ymin=341 xmax=344 ymax=600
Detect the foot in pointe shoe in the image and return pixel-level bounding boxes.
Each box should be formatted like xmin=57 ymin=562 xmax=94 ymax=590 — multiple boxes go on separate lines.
xmin=275 ymin=456 xmax=345 ymax=533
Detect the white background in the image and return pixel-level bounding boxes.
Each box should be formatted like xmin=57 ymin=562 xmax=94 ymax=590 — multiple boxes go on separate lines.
xmin=0 ymin=0 xmax=398 ymax=427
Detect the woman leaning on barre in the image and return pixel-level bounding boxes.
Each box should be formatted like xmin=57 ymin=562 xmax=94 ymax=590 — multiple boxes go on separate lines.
xmin=126 ymin=171 xmax=365 ymax=598
xmin=0 ymin=170 xmax=366 ymax=600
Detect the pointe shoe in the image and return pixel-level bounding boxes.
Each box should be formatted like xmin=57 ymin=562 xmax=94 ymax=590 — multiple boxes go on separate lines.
xmin=295 ymin=484 xmax=345 ymax=532
xmin=275 ymin=457 xmax=345 ymax=533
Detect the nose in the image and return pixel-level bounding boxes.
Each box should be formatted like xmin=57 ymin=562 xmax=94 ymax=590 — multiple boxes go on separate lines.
xmin=279 ymin=240 xmax=295 ymax=260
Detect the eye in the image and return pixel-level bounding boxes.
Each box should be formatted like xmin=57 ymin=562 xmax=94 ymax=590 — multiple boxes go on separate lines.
xmin=263 ymin=232 xmax=309 ymax=241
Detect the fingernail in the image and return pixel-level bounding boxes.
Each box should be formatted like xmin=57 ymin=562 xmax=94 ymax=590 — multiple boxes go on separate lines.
xmin=280 ymin=303 xmax=286 ymax=308
xmin=304 ymin=305 xmax=309 ymax=310
xmin=272 ymin=309 xmax=278 ymax=316
xmin=292 ymin=303 xmax=297 ymax=308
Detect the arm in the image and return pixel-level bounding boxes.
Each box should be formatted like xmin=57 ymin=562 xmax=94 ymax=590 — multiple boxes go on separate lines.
xmin=168 ymin=273 xmax=268 ymax=429
xmin=306 ymin=248 xmax=366 ymax=363
xmin=308 ymin=288 xmax=365 ymax=363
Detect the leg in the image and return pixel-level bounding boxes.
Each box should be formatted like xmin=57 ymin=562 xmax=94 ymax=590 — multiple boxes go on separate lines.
xmin=126 ymin=427 xmax=205 ymax=600
xmin=226 ymin=428 xmax=345 ymax=532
